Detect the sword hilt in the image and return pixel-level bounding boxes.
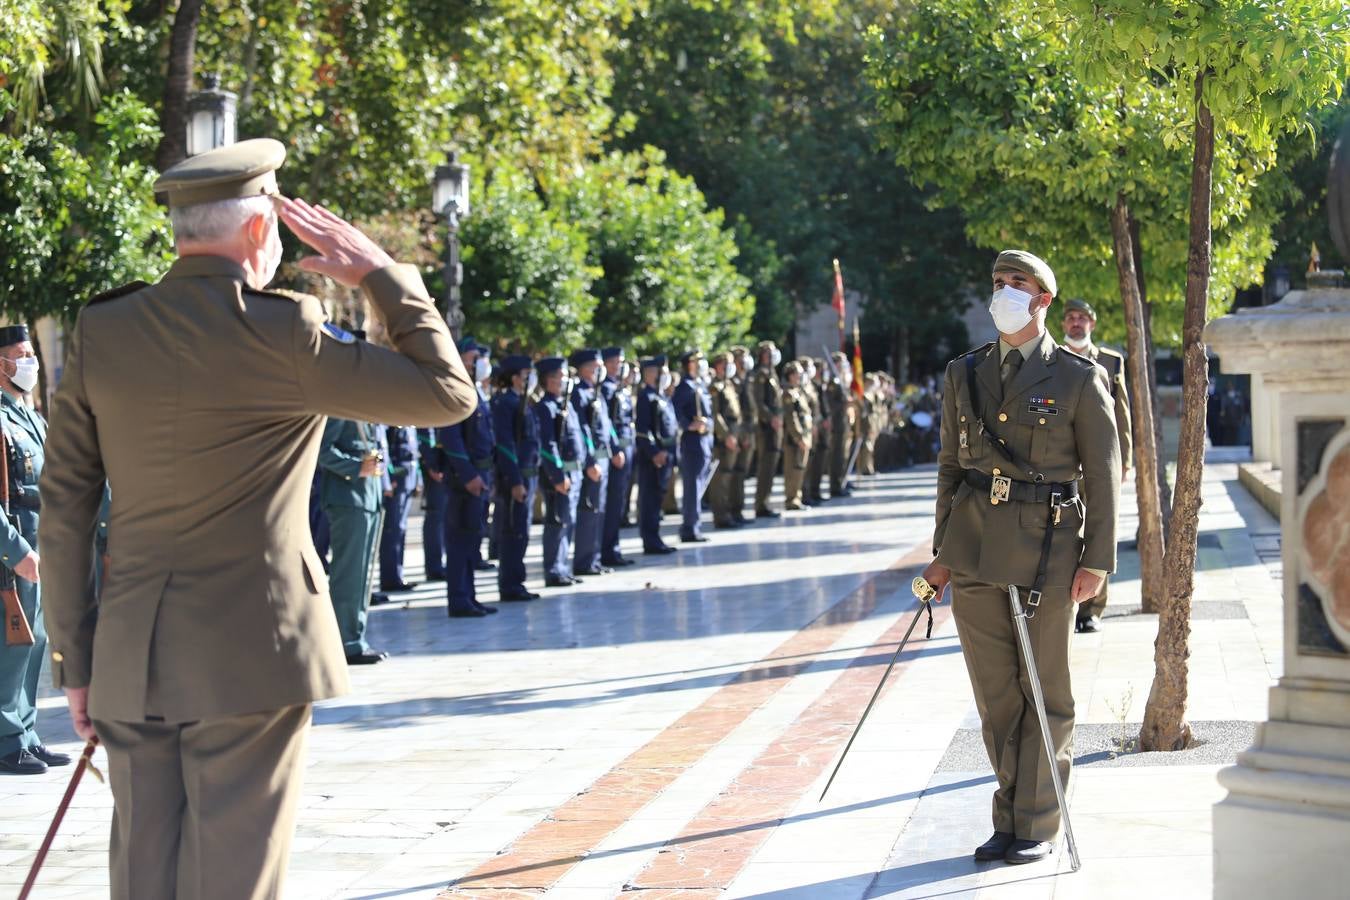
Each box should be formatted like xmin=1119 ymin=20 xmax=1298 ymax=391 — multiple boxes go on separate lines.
xmin=912 ymin=576 xmax=937 ymax=603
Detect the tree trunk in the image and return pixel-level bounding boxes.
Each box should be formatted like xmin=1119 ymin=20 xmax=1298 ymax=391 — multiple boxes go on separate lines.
xmin=1140 ymin=72 xmax=1213 ymax=752
xmin=1111 ymin=196 xmax=1166 ymax=615
xmin=1129 ymin=212 xmax=1174 ymax=529
xmin=154 ymin=0 xmax=205 ymax=172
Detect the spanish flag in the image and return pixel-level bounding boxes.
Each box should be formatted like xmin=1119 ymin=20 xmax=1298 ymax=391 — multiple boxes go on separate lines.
xmin=851 ymin=317 xmax=864 ymax=399
xmin=832 ymin=259 xmax=846 ymax=350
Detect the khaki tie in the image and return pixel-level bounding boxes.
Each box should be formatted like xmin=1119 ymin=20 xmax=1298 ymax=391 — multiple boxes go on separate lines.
xmin=1000 ymin=349 xmax=1023 ymax=388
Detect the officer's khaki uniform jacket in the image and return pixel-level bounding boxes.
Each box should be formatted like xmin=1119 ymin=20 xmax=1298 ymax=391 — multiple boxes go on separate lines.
xmin=1082 ymin=343 xmax=1132 ymax=471
xmin=40 ymin=256 xmax=476 ymax=723
xmin=709 ymin=375 xmax=741 ymax=455
xmin=934 ymin=332 xmax=1120 ymax=589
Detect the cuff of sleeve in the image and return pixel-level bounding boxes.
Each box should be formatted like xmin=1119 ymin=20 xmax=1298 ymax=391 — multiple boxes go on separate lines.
xmin=0 ymin=536 xmax=33 ymax=568
xmin=360 ymin=263 xmax=429 ymax=306
xmin=51 ymin=653 xmax=92 ymax=690
xmin=1083 ymin=566 xmax=1108 ymax=579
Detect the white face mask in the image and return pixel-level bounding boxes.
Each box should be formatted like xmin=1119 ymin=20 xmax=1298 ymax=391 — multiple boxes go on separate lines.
xmin=1064 ymin=333 xmax=1091 ymax=351
xmin=806 ymin=363 xmax=816 ymax=381
xmin=770 ymin=347 xmax=782 ymax=367
xmin=725 ymin=361 xmax=737 ymax=380
xmin=619 ymin=362 xmax=631 ymax=383
xmin=474 ymin=357 xmax=491 ymax=382
xmin=697 ymin=358 xmax=709 ymax=381
xmin=526 ymin=369 xmax=539 ymax=394
xmin=8 ymin=357 xmax=38 ymax=393
xmin=989 ymin=285 xmax=1037 ymax=334
xmin=658 ymin=371 xmax=673 ymax=393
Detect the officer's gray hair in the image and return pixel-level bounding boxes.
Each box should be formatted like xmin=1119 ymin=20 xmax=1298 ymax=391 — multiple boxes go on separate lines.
xmin=169 ymin=195 xmax=274 ymax=244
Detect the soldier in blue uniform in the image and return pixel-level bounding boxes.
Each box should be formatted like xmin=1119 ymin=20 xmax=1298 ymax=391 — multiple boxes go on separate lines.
xmin=0 ymin=325 xmax=68 ymax=775
xmin=635 ymin=356 xmax=679 ymax=556
xmin=492 ymin=355 xmax=541 ymax=601
xmin=308 ymin=464 xmax=330 ymax=572
xmin=535 ymin=357 xmax=586 ymax=586
xmin=673 ymin=350 xmax=714 ymax=543
xmin=600 ymin=347 xmax=637 ymax=568
xmin=319 ymin=413 xmax=391 ymax=664
xmin=379 ymin=424 xmax=421 ymax=592
xmin=437 ymin=350 xmax=498 ymax=618
xmin=570 ymin=349 xmax=615 ymax=576
xmin=418 ymin=427 xmax=447 ymax=581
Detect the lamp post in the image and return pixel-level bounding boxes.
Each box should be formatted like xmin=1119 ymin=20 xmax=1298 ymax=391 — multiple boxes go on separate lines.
xmin=185 ymin=74 xmax=237 ymax=156
xmin=433 ymin=152 xmax=471 ymax=338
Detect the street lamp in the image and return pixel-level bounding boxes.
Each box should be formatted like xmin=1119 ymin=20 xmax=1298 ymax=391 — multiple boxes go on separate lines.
xmin=185 ymin=74 xmax=238 ymax=156
xmin=433 ymin=152 xmax=471 ymax=337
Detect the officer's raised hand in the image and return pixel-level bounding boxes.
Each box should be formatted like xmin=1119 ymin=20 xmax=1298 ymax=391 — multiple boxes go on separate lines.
xmin=278 ymin=197 xmax=395 ymax=287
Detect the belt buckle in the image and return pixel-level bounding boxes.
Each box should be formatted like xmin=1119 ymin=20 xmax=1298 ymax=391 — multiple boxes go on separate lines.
xmin=990 ymin=474 xmax=1012 ymax=505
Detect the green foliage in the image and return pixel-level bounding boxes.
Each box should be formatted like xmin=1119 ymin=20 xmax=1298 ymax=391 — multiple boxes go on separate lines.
xmin=460 ymin=165 xmax=600 ymax=353
xmin=557 ymin=148 xmax=754 ymax=356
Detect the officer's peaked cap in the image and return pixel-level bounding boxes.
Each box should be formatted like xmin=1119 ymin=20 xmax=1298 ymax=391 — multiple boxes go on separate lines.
xmin=640 ymin=355 xmax=667 ymax=370
xmin=500 ymin=354 xmax=532 ymax=376
xmin=535 ymin=356 xmax=566 ymax=376
xmin=154 ymin=138 xmax=286 ymax=208
xmin=601 ymin=346 xmax=624 ymax=361
xmin=569 ymin=348 xmax=602 ymax=368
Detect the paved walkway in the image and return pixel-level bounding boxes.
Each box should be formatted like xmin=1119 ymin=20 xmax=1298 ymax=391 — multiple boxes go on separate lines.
xmin=2 ymin=450 xmax=1281 ymax=898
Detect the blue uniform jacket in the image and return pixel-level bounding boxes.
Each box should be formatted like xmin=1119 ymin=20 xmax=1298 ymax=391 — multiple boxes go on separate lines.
xmin=416 ymin=427 xmax=443 ymax=479
xmin=534 ymin=392 xmax=586 ymax=489
xmin=601 ymin=376 xmax=634 ymax=449
xmin=635 ymin=384 xmax=678 ymax=465
xmin=491 ymin=390 xmax=540 ymax=489
xmin=673 ymin=377 xmax=713 ymax=436
xmin=318 ymin=418 xmax=389 ymax=512
xmin=570 ymin=379 xmax=614 ymax=468
xmin=437 ymin=389 xmax=494 ymax=486
xmin=0 ymin=393 xmax=44 ymax=570
xmin=384 ymin=425 xmax=422 ymax=494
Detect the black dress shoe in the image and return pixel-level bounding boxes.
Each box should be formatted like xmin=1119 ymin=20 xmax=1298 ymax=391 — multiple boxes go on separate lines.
xmin=1076 ymin=615 xmax=1102 ymax=633
xmin=346 ymin=649 xmax=389 ymax=664
xmin=380 ymin=580 xmax=419 ymax=592
xmin=680 ymin=534 xmax=709 ymax=543
xmin=755 ymin=509 xmax=781 ymax=519
xmin=475 ymin=602 xmax=499 ymax=615
xmin=30 ymin=744 xmax=71 ymax=767
xmin=974 ymin=831 xmax=1015 ymax=861
xmin=0 ymin=749 xmax=46 ymax=775
xmin=545 ymin=575 xmax=580 ymax=587
xmin=602 ymin=557 xmax=637 ymax=567
xmin=500 ymin=590 xmax=541 ymax=602
xmin=644 ymin=545 xmax=678 ymax=555
xmin=474 ymin=561 xmax=497 ymax=572
xmin=448 ymin=606 xmax=489 ymax=618
xmin=370 ymin=592 xmax=391 ymax=607
xmin=713 ymin=519 xmax=739 ymax=529
xmin=1005 ymin=839 xmax=1054 ymax=864
xmin=574 ymin=566 xmax=613 ymax=577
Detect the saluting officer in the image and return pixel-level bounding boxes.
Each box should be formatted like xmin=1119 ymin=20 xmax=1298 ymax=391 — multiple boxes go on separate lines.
xmin=708 ymin=351 xmax=743 ymax=529
xmin=40 ymin=140 xmax=475 ymax=899
xmin=749 ymin=340 xmax=784 ymax=518
xmin=921 ymin=250 xmax=1120 ymax=866
xmin=730 ymin=346 xmax=755 ymax=523
xmin=439 ymin=344 xmax=498 ymax=618
xmin=600 ymin=348 xmax=637 ymax=568
xmin=1061 ymin=297 xmax=1132 ymax=634
xmin=0 ymin=325 xmax=68 ymax=775
xmin=379 ymin=424 xmax=421 ymax=593
xmin=781 ymin=361 xmax=813 ymax=510
xmin=635 ymin=356 xmax=679 ymax=555
xmin=535 ymin=357 xmax=586 ymax=586
xmin=492 ymin=355 xmax=541 ymax=602
xmin=673 ymin=350 xmax=714 ymax=543
xmin=570 ymin=349 xmax=616 ymax=576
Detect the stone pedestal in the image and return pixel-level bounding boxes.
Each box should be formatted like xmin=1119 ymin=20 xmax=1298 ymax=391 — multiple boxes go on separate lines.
xmin=1205 ymin=280 xmax=1350 ymax=898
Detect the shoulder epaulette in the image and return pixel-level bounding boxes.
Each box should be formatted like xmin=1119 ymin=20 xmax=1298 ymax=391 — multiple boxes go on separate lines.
xmin=1058 ymin=346 xmax=1096 ymax=367
xmin=86 ymin=281 xmax=149 ymax=306
xmin=243 ymin=286 xmax=311 ymax=303
xmin=953 ymin=341 xmax=996 ymax=362
xmin=1096 ymin=346 xmax=1126 ymax=361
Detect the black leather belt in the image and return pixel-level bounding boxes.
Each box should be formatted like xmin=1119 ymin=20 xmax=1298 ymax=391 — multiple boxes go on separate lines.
xmin=964 ymin=470 xmax=1078 ymax=504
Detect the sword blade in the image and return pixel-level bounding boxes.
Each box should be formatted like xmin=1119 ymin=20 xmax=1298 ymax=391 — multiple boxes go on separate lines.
xmin=1008 ymin=585 xmax=1081 ymax=872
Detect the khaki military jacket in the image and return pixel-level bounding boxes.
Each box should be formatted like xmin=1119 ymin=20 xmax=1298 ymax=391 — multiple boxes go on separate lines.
xmin=1084 ymin=343 xmax=1133 ymax=472
xmin=40 ymin=256 xmax=476 ymax=723
xmin=748 ymin=366 xmax=782 ymax=427
xmin=934 ymin=331 xmax=1121 ymax=589
xmin=801 ymin=381 xmax=823 ymax=440
xmin=709 ymin=376 xmax=742 ymax=446
xmin=784 ymin=386 xmax=813 ymax=450
xmin=826 ymin=382 xmax=853 ymax=437
xmin=733 ymin=374 xmax=755 ymax=440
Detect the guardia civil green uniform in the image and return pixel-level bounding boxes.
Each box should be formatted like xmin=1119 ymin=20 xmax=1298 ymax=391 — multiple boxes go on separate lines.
xmin=934 ymin=251 xmax=1121 ymax=848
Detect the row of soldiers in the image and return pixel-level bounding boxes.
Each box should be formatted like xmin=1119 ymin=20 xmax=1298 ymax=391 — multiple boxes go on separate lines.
xmin=308 ymin=335 xmax=903 ymax=662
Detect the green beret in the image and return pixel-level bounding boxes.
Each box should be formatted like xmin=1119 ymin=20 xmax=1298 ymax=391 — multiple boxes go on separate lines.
xmin=154 ymin=138 xmax=286 ymax=208
xmin=993 ymin=250 xmax=1058 ymax=298
xmin=1063 ymin=298 xmax=1097 ymax=320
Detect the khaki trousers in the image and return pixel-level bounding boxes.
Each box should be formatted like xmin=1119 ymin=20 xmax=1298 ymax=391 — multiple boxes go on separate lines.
xmin=806 ymin=430 xmax=827 ymax=501
xmin=829 ymin=427 xmax=851 ymax=495
xmin=709 ymin=446 xmax=737 ymax=523
xmin=96 ymin=704 xmax=312 ymax=900
xmin=754 ymin=424 xmax=781 ymax=511
xmin=950 ymin=574 xmax=1074 ymax=842
xmin=782 ymin=440 xmax=809 ymax=508
xmin=731 ymin=428 xmax=755 ymax=517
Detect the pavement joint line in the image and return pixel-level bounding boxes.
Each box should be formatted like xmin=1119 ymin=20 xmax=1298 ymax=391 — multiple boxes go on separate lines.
xmin=439 ymin=540 xmax=937 ymax=895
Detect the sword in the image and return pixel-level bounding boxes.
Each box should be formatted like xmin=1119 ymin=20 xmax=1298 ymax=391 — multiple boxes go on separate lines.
xmin=19 ymin=738 xmax=102 ymax=900
xmin=697 ymin=457 xmax=720 ymax=508
xmin=843 ymin=435 xmax=864 ymax=488
xmin=1008 ymin=584 xmax=1082 ymax=872
xmin=820 ymin=576 xmax=937 ymax=801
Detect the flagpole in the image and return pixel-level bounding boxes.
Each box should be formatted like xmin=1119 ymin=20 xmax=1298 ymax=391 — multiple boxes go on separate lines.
xmin=833 ymin=259 xmax=846 ymax=354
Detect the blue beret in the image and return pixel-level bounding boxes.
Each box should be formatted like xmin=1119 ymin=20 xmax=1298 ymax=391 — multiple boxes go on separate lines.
xmin=640 ymin=355 xmax=667 ymax=370
xmin=535 ymin=356 xmax=566 ymax=376
xmin=601 ymin=346 xmax=624 ymax=361
xmin=0 ymin=325 xmax=30 ymax=347
xmin=499 ymin=354 xmax=532 ymax=376
xmin=569 ymin=348 xmax=602 ymax=367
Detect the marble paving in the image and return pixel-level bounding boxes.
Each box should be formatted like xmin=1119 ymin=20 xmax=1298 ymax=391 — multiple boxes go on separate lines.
xmin=0 ymin=453 xmax=1282 ymax=899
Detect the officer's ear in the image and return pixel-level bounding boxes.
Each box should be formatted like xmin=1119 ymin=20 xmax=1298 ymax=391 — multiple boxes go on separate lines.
xmin=246 ymin=212 xmax=271 ymax=249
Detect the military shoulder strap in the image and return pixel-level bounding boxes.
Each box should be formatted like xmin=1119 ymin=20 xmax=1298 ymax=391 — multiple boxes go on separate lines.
xmin=87 ymin=281 xmax=149 ymax=306
xmin=963 ymin=347 xmax=1043 ymax=483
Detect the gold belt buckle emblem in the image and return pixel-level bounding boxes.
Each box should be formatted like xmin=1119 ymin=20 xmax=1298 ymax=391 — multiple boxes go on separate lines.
xmin=990 ymin=474 xmax=1012 ymax=505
